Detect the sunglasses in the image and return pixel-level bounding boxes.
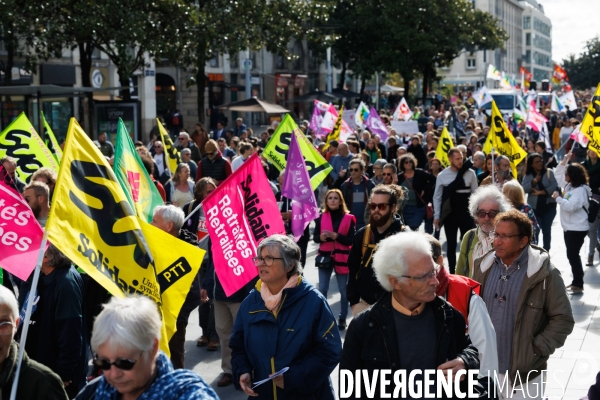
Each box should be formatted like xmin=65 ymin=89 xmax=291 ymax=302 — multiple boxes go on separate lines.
xmin=369 ymin=202 xmax=390 ymax=211
xmin=349 ymin=168 xmax=361 ymax=172
xmin=205 ymin=152 xmax=215 ymax=156
xmin=382 ymin=173 xmax=393 ymax=176
xmin=93 ymin=352 xmax=142 ymax=371
xmin=476 ymin=210 xmax=499 ymax=219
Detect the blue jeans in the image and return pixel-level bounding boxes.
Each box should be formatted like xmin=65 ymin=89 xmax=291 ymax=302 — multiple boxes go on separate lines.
xmin=534 ymin=206 xmax=556 ymax=251
xmin=318 ymin=267 xmax=349 ymax=320
xmin=403 ymin=204 xmax=426 ymax=231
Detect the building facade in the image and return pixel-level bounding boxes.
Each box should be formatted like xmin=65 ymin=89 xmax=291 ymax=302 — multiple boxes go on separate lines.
xmin=520 ymin=0 xmax=552 ymax=81
xmin=438 ymin=0 xmax=525 ymax=92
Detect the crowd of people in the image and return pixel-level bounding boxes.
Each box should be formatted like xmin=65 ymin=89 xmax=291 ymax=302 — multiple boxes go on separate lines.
xmin=0 ymin=86 xmax=598 ymax=400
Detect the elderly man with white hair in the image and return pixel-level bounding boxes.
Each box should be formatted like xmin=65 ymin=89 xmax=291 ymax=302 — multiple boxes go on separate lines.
xmin=340 ymin=231 xmax=480 ymax=398
xmin=0 ymin=285 xmax=68 ymax=399
xmin=456 ymin=185 xmax=513 ymax=278
xmin=75 ymin=296 xmax=217 ymax=399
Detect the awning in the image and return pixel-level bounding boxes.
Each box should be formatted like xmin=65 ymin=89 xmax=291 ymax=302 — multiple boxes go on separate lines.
xmin=218 ymin=97 xmax=289 ymax=113
xmin=0 ymin=84 xmax=129 ymax=97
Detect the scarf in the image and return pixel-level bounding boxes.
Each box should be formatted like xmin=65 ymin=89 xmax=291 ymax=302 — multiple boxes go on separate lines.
xmin=435 ymin=265 xmax=450 ymax=297
xmin=261 ymin=274 xmax=299 ymax=313
xmin=472 ymin=227 xmax=494 ymax=271
xmin=94 ymin=351 xmax=218 ymax=400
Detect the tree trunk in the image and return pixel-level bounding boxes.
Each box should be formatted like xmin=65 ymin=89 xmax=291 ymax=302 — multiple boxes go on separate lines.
xmin=196 ymin=48 xmax=207 ymax=125
xmin=79 ymin=42 xmax=95 ymax=136
xmin=360 ymin=77 xmax=366 ymax=97
xmin=4 ymin=38 xmax=14 ymax=86
xmin=421 ymin=68 xmax=430 ymax=103
xmin=119 ymin=74 xmax=132 ymax=101
xmin=403 ymin=74 xmax=411 ymax=99
xmin=338 ymin=62 xmax=346 ymax=90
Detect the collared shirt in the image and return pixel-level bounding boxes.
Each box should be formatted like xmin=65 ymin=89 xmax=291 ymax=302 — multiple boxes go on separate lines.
xmin=392 ymin=293 xmax=426 ymax=316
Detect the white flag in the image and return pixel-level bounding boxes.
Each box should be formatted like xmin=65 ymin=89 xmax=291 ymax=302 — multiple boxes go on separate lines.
xmin=472 ymin=86 xmax=493 ymax=108
xmin=392 ymin=98 xmax=413 ymax=121
xmin=355 ymin=101 xmax=370 ymax=128
xmin=559 ymin=91 xmax=577 ymax=109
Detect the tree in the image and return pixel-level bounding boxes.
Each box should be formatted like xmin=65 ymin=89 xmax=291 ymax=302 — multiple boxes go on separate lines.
xmin=562 ymin=37 xmax=600 ymax=90
xmin=179 ymin=0 xmax=335 ymax=124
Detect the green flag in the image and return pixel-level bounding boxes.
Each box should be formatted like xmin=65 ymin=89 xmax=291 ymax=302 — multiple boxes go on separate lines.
xmin=263 ymin=114 xmax=332 ymax=190
xmin=41 ymin=112 xmax=63 ymax=163
xmin=114 ymin=118 xmax=164 ymax=222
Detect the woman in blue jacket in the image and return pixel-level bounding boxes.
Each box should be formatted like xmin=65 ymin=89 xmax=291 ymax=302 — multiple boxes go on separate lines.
xmin=230 ymin=234 xmax=342 ymax=399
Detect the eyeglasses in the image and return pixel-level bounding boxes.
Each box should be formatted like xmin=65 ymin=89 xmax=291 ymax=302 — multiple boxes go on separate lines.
xmin=205 ymin=152 xmax=215 ymax=156
xmin=489 ymin=231 xmax=521 ymax=241
xmin=369 ymin=202 xmax=390 ymax=211
xmin=252 ymin=256 xmax=284 ymax=266
xmin=476 ymin=210 xmax=499 ymax=219
xmin=0 ymin=321 xmax=14 ymax=336
xmin=349 ymin=168 xmax=361 ymax=172
xmin=92 ymin=352 xmax=143 ymax=371
xmin=178 ymin=137 xmax=186 ymax=141
xmin=400 ymin=266 xmax=440 ymax=283
xmin=373 ymin=166 xmax=382 ymax=170
xmin=382 ymin=172 xmax=393 ymax=176
xmin=403 ymin=160 xmax=413 ymax=164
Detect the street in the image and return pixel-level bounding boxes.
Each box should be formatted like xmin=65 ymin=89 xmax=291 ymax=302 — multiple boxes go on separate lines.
xmin=184 ymin=217 xmax=600 ymax=400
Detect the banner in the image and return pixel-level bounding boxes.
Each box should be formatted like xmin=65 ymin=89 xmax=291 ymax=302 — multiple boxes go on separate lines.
xmin=263 ymin=114 xmax=332 ymax=190
xmin=435 ymin=127 xmax=455 ymax=168
xmin=527 ymin=100 xmax=548 ymax=132
xmin=41 ymin=112 xmax=63 ymax=163
xmin=156 ymin=118 xmax=181 ymax=176
xmin=486 ymin=64 xmax=502 ymax=81
xmin=559 ymin=90 xmax=577 ymax=109
xmin=309 ymin=106 xmax=323 ymax=136
xmin=552 ymin=65 xmax=568 ymax=85
xmin=114 ymin=119 xmax=164 ymax=222
xmin=46 ymin=118 xmax=204 ymax=355
xmin=580 ymin=84 xmax=600 ymax=156
xmin=392 ymin=98 xmax=413 ymax=121
xmin=483 ymin=101 xmax=527 ymax=176
xmin=0 ymin=167 xmax=46 ymax=281
xmin=314 ymin=99 xmax=330 ymax=113
xmin=202 ymin=154 xmax=285 ymax=296
xmin=0 ymin=112 xmax=59 ymax=183
xmin=390 ymin=121 xmax=419 ymax=135
xmin=551 ymin=93 xmax=564 ymax=113
xmin=355 ymin=101 xmax=370 ymax=128
xmin=342 ymin=109 xmax=356 ymax=130
xmin=571 ymin=124 xmax=589 ymax=148
xmin=282 ymin=131 xmax=319 ymax=240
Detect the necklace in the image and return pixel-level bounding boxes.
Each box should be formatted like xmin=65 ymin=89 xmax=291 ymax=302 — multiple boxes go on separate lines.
xmin=494 ymin=262 xmax=521 ymax=303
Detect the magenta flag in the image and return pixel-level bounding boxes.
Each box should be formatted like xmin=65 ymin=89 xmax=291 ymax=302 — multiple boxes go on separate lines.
xmin=309 ymin=106 xmax=323 ymax=137
xmin=281 ymin=131 xmax=320 ymax=241
xmin=0 ymin=167 xmax=46 ymax=281
xmin=365 ymin=107 xmax=389 ymax=141
xmin=202 ymin=154 xmax=286 ymax=296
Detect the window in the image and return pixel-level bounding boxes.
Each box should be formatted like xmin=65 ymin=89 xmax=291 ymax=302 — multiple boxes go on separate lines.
xmin=209 ymin=54 xmax=219 ymax=68
xmin=91 ymin=47 xmax=102 ymax=60
xmin=525 ymin=33 xmax=531 ymax=46
xmin=466 ymin=57 xmax=476 ymax=69
xmin=524 ymin=50 xmax=531 ymax=63
xmin=229 ymin=54 xmax=238 ymax=69
xmin=524 ymin=16 xmax=531 ymax=29
xmin=533 ymin=18 xmax=551 ymax=36
xmin=275 ymin=54 xmax=285 ymax=69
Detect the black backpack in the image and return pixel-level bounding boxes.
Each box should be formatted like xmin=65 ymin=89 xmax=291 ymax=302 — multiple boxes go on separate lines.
xmin=586 ymin=196 xmax=600 ymax=223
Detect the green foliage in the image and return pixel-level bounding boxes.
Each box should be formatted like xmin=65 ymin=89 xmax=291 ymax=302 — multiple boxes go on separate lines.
xmin=562 ymin=37 xmax=600 ymax=90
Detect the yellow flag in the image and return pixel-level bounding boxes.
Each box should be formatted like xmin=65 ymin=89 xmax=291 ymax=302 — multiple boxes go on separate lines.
xmin=435 ymin=127 xmax=455 ymax=168
xmin=157 ymin=118 xmax=181 ymax=176
xmin=263 ymin=114 xmax=332 ymax=190
xmin=323 ymin=106 xmax=344 ymax=151
xmin=0 ymin=112 xmax=59 ymax=182
xmin=46 ymin=118 xmax=205 ymax=355
xmin=483 ymin=101 xmax=528 ymax=177
xmin=580 ymin=83 xmax=600 ymax=156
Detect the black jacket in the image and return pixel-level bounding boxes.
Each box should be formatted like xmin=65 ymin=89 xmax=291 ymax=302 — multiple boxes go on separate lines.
xmin=339 ymin=293 xmax=480 ymax=399
xmin=20 ymin=266 xmax=86 ymax=389
xmin=407 ymin=143 xmax=427 ymax=170
xmin=332 ymin=175 xmax=376 ymax=213
xmin=397 ymin=168 xmax=436 ymax=207
xmin=346 ymin=218 xmax=404 ymax=306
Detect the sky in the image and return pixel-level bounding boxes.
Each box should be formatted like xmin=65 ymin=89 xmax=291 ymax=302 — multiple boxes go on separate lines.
xmin=542 ymin=0 xmax=600 ymax=63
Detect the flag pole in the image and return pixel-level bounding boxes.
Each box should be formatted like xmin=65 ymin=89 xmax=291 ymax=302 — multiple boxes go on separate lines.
xmin=10 ymin=231 xmax=48 ymax=400
xmin=183 ymin=202 xmax=203 ymax=223
xmin=491 ymin=147 xmax=495 ymax=180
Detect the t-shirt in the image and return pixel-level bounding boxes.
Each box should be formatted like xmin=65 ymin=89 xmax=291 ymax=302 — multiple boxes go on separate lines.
xmin=154 ymin=153 xmax=165 ymax=176
xmin=351 ymin=183 xmax=366 ymax=229
xmin=172 ymin=187 xmax=193 ymax=208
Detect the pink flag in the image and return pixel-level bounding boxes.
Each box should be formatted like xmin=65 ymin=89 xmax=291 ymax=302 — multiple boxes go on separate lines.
xmin=571 ymin=124 xmax=589 ymax=147
xmin=202 ymin=154 xmax=286 ymax=296
xmin=309 ymin=106 xmax=323 ymax=136
xmin=281 ymin=131 xmax=320 ymax=241
xmin=365 ymin=107 xmax=389 ymax=141
xmin=0 ymin=167 xmax=46 ymax=281
xmin=526 ymin=100 xmax=548 ymax=132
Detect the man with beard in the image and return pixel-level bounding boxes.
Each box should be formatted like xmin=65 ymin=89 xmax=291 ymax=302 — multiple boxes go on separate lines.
xmin=433 ymin=148 xmax=478 ymax=273
xmin=347 ymin=185 xmax=406 ymax=316
xmin=480 ymin=155 xmax=513 ymax=188
xmin=22 ymin=181 xmax=50 ymax=228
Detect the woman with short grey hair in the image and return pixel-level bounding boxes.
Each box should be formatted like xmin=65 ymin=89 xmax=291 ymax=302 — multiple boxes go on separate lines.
xmin=456 ymin=185 xmax=512 ymax=277
xmin=75 ymin=296 xmax=218 ymax=400
xmin=230 ymin=234 xmax=341 ymax=399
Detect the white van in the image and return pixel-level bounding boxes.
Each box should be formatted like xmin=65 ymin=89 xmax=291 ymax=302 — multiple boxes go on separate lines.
xmin=480 ymin=89 xmax=519 ymax=117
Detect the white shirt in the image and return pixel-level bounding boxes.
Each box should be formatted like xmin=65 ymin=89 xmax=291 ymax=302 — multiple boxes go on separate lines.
xmin=154 ymin=153 xmax=165 ymax=176
xmin=231 ymin=155 xmax=248 ymax=171
xmin=433 ymin=167 xmax=478 ymax=219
